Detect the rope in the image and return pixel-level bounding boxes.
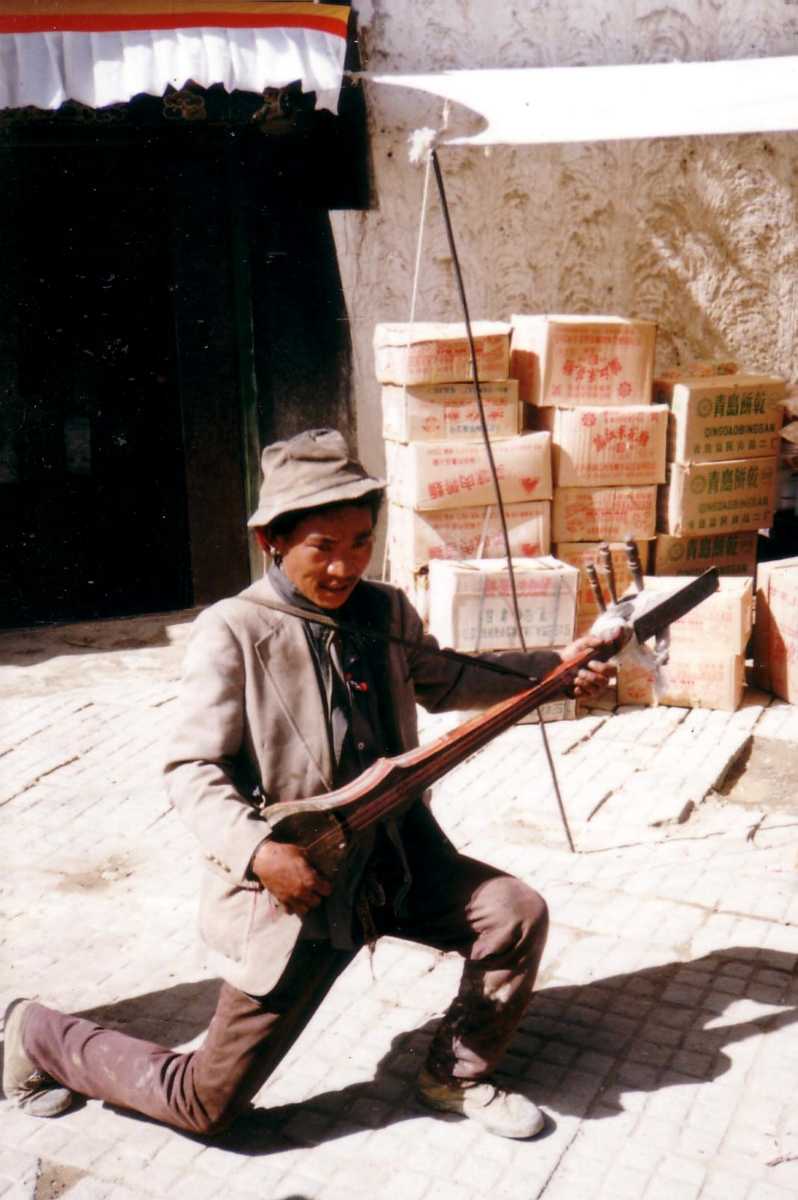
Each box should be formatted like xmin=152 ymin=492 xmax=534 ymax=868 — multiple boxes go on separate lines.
xmin=429 ymin=147 xmax=576 ymax=854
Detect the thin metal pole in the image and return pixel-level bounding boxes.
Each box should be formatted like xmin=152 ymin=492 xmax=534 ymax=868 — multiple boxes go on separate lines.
xmin=429 ymin=148 xmax=576 ymax=854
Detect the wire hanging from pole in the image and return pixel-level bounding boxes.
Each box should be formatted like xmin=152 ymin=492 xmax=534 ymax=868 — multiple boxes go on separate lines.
xmin=429 ymin=147 xmax=576 ymax=854
xmin=382 ymin=149 xmax=433 ymax=584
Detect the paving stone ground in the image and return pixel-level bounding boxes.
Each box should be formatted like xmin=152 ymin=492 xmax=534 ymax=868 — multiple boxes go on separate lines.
xmin=2 ymin=610 xmax=797 ymax=1200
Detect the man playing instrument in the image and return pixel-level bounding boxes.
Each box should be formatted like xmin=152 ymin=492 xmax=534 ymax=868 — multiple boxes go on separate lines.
xmin=4 ymin=429 xmax=615 ymax=1140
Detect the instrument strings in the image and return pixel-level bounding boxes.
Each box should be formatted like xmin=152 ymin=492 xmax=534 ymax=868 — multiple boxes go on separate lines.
xmin=299 ymin=649 xmax=592 ymax=860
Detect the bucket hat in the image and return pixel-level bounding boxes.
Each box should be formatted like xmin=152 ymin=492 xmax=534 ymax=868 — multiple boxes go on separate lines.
xmin=247 ymin=428 xmax=385 ymax=528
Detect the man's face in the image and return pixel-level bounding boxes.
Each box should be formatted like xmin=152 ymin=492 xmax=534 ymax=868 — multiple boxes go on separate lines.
xmin=271 ymin=503 xmax=375 ymax=609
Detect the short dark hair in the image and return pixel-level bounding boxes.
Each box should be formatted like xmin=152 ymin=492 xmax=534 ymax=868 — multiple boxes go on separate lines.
xmin=263 ymin=490 xmax=384 ymax=542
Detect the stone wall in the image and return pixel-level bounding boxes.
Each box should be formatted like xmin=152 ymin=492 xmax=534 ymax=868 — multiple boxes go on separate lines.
xmin=331 ymin=0 xmax=798 ymax=484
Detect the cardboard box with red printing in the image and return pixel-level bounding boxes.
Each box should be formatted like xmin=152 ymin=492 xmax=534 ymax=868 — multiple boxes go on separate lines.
xmin=374 ymin=321 xmax=510 ymax=386
xmin=540 ymin=404 xmax=668 ymax=487
xmin=554 ymin=540 xmax=651 ymax=635
xmin=753 ymin=556 xmax=798 ymax=702
xmin=654 ymin=374 xmax=784 ymax=464
xmin=552 ymin=484 xmax=657 ymax=542
xmin=427 ymin=556 xmax=578 ymax=652
xmin=637 ymin=576 xmax=753 ymax=655
xmin=382 ymin=380 xmax=520 ymax=442
xmin=618 ymin=650 xmax=744 ymax=712
xmin=658 ymin=457 xmax=778 ymax=536
xmin=653 ymin=532 xmax=757 ymax=578
xmin=387 ymin=500 xmax=550 ymax=574
xmin=385 ymin=433 xmax=552 ymax=512
xmin=510 ymin=314 xmax=656 ymax=407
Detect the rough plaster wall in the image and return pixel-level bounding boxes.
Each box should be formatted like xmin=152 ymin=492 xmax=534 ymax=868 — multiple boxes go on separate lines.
xmin=331 ymin=0 xmax=798 ymax=485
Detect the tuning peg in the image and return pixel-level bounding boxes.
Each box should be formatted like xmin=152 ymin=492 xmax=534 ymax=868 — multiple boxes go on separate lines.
xmin=598 ymin=541 xmax=619 ymax=606
xmin=586 ymin=561 xmax=606 ymax=612
xmin=624 ymin=534 xmax=645 ymax=592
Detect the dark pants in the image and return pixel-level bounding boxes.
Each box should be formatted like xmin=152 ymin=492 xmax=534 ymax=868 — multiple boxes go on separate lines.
xmin=23 ymin=854 xmax=548 ymax=1136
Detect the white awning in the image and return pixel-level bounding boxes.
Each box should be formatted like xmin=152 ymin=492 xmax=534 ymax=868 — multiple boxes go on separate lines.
xmin=368 ymin=55 xmax=798 ymax=146
xmin=0 ymin=3 xmax=350 ymax=114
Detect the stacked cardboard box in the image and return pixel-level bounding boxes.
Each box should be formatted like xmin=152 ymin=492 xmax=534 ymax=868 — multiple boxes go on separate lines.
xmin=619 ymin=576 xmax=754 ymax=711
xmin=427 ymin=556 xmax=579 ymax=721
xmin=653 ymin=373 xmax=783 ymax=567
xmin=510 ymin=314 xmax=664 ymax=634
xmin=376 ymin=322 xmax=552 ymax=622
xmin=753 ymin=556 xmax=798 ymax=702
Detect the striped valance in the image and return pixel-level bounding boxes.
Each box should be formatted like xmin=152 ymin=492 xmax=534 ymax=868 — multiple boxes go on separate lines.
xmin=0 ymin=3 xmax=350 ymax=113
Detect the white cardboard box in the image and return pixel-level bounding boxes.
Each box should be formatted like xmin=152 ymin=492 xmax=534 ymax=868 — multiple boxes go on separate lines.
xmin=618 ymin=649 xmax=744 ymax=712
xmin=658 ymin=457 xmax=778 ymax=536
xmin=428 ymin=556 xmax=578 ymax=652
xmin=554 ymin=540 xmax=651 ymax=635
xmin=381 ymin=380 xmax=520 ymax=442
xmin=385 ymin=433 xmax=552 ymax=512
xmin=653 ymin=532 xmax=757 ymax=578
xmin=387 ymin=500 xmax=550 ymax=574
xmin=540 ymin=404 xmax=668 ymax=486
xmin=552 ymin=484 xmax=658 ymax=542
xmin=374 ymin=321 xmax=510 ymax=385
xmin=654 ymin=374 xmax=784 ymax=464
xmin=510 ymin=314 xmax=656 ymax=406
xmin=637 ymin=575 xmax=753 ymax=655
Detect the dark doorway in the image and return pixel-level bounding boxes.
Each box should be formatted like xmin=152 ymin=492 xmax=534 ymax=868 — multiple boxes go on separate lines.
xmin=0 ymin=77 xmax=367 ymax=630
xmin=0 ymin=144 xmax=191 ymax=628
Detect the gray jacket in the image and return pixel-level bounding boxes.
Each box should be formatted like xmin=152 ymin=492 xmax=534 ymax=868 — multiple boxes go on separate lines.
xmin=163 ymin=575 xmax=560 ymax=994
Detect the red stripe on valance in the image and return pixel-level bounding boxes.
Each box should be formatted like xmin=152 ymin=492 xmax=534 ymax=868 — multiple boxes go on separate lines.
xmin=0 ymin=13 xmax=347 ymax=35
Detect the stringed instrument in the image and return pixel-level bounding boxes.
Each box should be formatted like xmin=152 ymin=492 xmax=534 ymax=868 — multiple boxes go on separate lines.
xmin=263 ymin=566 xmax=718 ymax=877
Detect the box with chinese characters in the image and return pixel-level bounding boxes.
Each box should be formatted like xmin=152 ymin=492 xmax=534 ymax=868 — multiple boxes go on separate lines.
xmin=654 ymin=374 xmax=784 ymax=464
xmin=653 ymin=532 xmax=757 ymax=578
xmin=658 ymin=457 xmax=778 ymax=536
xmin=374 ymin=321 xmax=510 ymax=386
xmin=427 ymin=556 xmax=578 ymax=652
xmin=539 ymin=404 xmax=668 ymax=487
xmin=510 ymin=314 xmax=656 ymax=407
xmin=381 ymin=380 xmax=520 ymax=442
xmin=635 ymin=575 xmax=753 ymax=655
xmin=552 ymin=484 xmax=657 ymax=542
xmin=385 ymin=433 xmax=552 ymax=512
xmin=553 ymin=540 xmax=651 ymax=635
xmin=618 ymin=650 xmax=744 ymax=712
xmin=753 ymin=556 xmax=798 ymax=702
xmin=387 ymin=500 xmax=550 ymax=575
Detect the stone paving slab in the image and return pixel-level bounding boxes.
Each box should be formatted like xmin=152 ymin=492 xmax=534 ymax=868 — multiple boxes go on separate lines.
xmin=2 ymin=611 xmax=798 ymax=1200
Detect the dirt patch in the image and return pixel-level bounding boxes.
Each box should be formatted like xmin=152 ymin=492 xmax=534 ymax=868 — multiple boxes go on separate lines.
xmin=51 ymin=854 xmax=134 ymax=893
xmin=716 ymin=736 xmax=798 ymax=812
xmin=35 ymin=1160 xmax=87 ymax=1200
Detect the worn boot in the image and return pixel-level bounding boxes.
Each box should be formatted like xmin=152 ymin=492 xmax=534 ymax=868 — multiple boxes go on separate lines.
xmin=3 ymin=1000 xmax=74 ymax=1117
xmin=416 ymin=1066 xmax=544 ymax=1139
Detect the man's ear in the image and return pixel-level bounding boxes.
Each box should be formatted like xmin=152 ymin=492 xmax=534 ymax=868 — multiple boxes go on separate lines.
xmin=254 ymin=528 xmax=270 ymax=554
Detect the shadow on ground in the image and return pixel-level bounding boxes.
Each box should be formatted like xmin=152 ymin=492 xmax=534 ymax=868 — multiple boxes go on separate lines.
xmin=0 ymin=608 xmax=199 ymax=668
xmin=4 ymin=945 xmax=793 ymax=1154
